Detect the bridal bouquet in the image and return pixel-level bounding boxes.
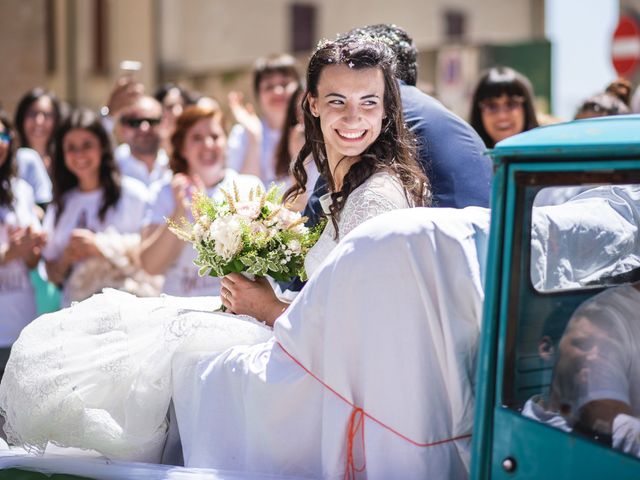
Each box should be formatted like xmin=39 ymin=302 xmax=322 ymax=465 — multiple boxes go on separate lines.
xmin=168 ymin=184 xmax=323 ymax=282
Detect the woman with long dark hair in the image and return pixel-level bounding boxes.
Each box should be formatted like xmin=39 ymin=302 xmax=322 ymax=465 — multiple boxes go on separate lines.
xmin=220 ymin=37 xmax=430 ymax=323
xmin=0 ymin=110 xmax=45 ymax=355
xmin=469 ymin=66 xmax=539 ymax=148
xmin=13 ymin=88 xmax=58 ymax=209
xmin=14 ymin=88 xmax=62 ymax=171
xmin=42 ymin=108 xmax=149 ymax=306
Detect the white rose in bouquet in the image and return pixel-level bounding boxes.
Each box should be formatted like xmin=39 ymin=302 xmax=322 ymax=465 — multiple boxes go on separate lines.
xmin=209 ymin=215 xmax=243 ymax=261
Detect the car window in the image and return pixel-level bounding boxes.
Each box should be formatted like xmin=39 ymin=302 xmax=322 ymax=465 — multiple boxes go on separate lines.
xmin=531 ymin=184 xmax=640 ymax=293
xmin=504 ymin=176 xmax=640 ymax=460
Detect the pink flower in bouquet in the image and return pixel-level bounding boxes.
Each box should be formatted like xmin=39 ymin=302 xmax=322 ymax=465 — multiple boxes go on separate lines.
xmin=272 ymin=206 xmax=302 ymax=230
xmin=249 ymin=221 xmax=269 ymax=236
xmin=235 ymin=201 xmax=261 ymax=221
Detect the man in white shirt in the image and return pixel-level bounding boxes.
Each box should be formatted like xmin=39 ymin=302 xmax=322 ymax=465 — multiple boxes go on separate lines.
xmin=524 ymin=282 xmax=640 ymax=457
xmin=115 ymin=95 xmax=170 ymax=188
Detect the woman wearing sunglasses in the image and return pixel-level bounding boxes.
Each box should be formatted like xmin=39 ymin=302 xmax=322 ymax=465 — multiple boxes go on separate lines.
xmin=469 ymin=66 xmax=539 ymax=148
xmin=42 ymin=108 xmax=151 ymax=307
xmin=0 ymin=110 xmax=46 ymax=364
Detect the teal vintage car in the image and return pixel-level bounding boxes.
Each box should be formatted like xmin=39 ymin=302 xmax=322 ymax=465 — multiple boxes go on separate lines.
xmin=1 ymin=115 xmax=640 ymax=479
xmin=471 ymin=114 xmax=640 ymax=479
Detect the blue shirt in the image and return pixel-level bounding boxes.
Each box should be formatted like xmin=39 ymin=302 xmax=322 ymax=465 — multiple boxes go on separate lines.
xmin=400 ymin=82 xmax=491 ymax=208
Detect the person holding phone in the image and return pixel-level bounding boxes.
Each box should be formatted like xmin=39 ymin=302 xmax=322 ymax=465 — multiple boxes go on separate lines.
xmin=99 ymin=61 xmax=145 ymax=137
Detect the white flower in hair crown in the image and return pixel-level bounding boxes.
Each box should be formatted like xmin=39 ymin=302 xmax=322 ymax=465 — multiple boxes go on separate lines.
xmin=167 ymin=183 xmax=324 ymax=282
xmin=314 ymin=33 xmax=396 ymax=54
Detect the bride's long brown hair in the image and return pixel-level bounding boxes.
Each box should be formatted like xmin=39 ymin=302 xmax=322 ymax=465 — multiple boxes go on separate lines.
xmin=284 ymin=38 xmax=430 ymax=236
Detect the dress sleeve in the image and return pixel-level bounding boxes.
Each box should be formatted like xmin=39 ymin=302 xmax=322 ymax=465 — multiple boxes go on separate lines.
xmin=338 ymin=178 xmax=408 ymax=239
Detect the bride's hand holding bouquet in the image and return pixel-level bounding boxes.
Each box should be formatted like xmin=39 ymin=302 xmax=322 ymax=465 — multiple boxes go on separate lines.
xmin=168 ymin=183 xmax=322 ymax=324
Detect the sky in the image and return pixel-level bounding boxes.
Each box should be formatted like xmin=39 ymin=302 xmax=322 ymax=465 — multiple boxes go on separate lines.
xmin=545 ymin=0 xmax=619 ymax=119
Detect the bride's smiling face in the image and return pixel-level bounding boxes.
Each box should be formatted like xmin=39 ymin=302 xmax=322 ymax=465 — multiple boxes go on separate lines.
xmin=308 ymin=64 xmax=385 ymax=163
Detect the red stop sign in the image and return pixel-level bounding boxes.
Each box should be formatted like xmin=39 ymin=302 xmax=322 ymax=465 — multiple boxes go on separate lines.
xmin=612 ymin=14 xmax=640 ymax=77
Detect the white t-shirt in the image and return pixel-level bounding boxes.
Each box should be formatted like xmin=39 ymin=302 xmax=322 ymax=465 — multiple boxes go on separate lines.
xmin=226 ymin=121 xmax=281 ymax=186
xmin=144 ymin=169 xmax=263 ymax=297
xmin=42 ymin=177 xmax=149 ymax=305
xmin=0 ymin=179 xmax=40 ymax=346
xmin=115 ymin=143 xmax=171 ymax=189
xmin=16 ymin=148 xmax=52 ymax=205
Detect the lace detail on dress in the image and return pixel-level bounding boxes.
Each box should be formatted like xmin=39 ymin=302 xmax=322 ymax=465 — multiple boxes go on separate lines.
xmin=304 ymin=172 xmax=410 ymax=277
xmin=0 ymin=290 xmax=272 ymax=462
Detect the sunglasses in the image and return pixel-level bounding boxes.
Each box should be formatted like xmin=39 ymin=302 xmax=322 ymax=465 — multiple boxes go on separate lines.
xmin=25 ymin=110 xmax=55 ymax=121
xmin=260 ymin=80 xmax=298 ymax=94
xmin=479 ymin=96 xmax=525 ymax=115
xmin=120 ymin=117 xmax=162 ymax=129
xmin=0 ymin=132 xmax=11 ymax=144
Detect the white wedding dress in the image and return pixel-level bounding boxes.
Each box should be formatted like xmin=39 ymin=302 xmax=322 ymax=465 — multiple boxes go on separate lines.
xmin=0 ymin=171 xmax=412 ymax=463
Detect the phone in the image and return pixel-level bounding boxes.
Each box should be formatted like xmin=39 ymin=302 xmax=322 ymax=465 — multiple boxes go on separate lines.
xmin=119 ymin=60 xmax=142 ymax=77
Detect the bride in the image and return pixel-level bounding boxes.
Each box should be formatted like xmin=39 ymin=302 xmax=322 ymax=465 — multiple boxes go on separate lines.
xmin=218 ymin=38 xmax=429 ymax=324
xmin=0 ymin=37 xmax=431 ymax=471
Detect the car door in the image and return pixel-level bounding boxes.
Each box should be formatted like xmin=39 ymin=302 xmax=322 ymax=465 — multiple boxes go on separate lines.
xmin=472 ymin=158 xmax=640 ymax=479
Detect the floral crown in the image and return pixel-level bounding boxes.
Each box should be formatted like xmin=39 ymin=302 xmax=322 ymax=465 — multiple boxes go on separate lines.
xmin=313 ymin=34 xmax=396 ymax=68
xmin=314 ymin=33 xmax=395 ymax=54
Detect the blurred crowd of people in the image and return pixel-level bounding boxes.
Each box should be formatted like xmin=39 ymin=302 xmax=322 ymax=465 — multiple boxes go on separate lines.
xmin=0 ymin=24 xmax=637 ymax=359
xmin=0 ymin=52 xmax=318 ymax=354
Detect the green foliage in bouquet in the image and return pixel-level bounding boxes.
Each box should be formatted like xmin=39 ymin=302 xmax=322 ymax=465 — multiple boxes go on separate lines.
xmin=168 ymin=184 xmax=324 ymax=282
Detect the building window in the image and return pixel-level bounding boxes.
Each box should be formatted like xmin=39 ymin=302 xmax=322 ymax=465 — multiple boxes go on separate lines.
xmin=93 ymin=0 xmax=108 ymax=74
xmin=444 ymin=9 xmax=466 ymax=42
xmin=290 ymin=3 xmax=316 ymax=53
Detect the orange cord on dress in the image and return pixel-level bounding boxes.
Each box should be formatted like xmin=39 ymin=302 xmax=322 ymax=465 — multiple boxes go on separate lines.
xmin=276 ymin=341 xmax=473 ymax=479
xmin=345 ymin=407 xmax=366 ymax=480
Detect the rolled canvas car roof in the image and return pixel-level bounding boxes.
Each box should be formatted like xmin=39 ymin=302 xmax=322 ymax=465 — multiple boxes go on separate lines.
xmin=489 ymin=114 xmax=640 ymax=160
